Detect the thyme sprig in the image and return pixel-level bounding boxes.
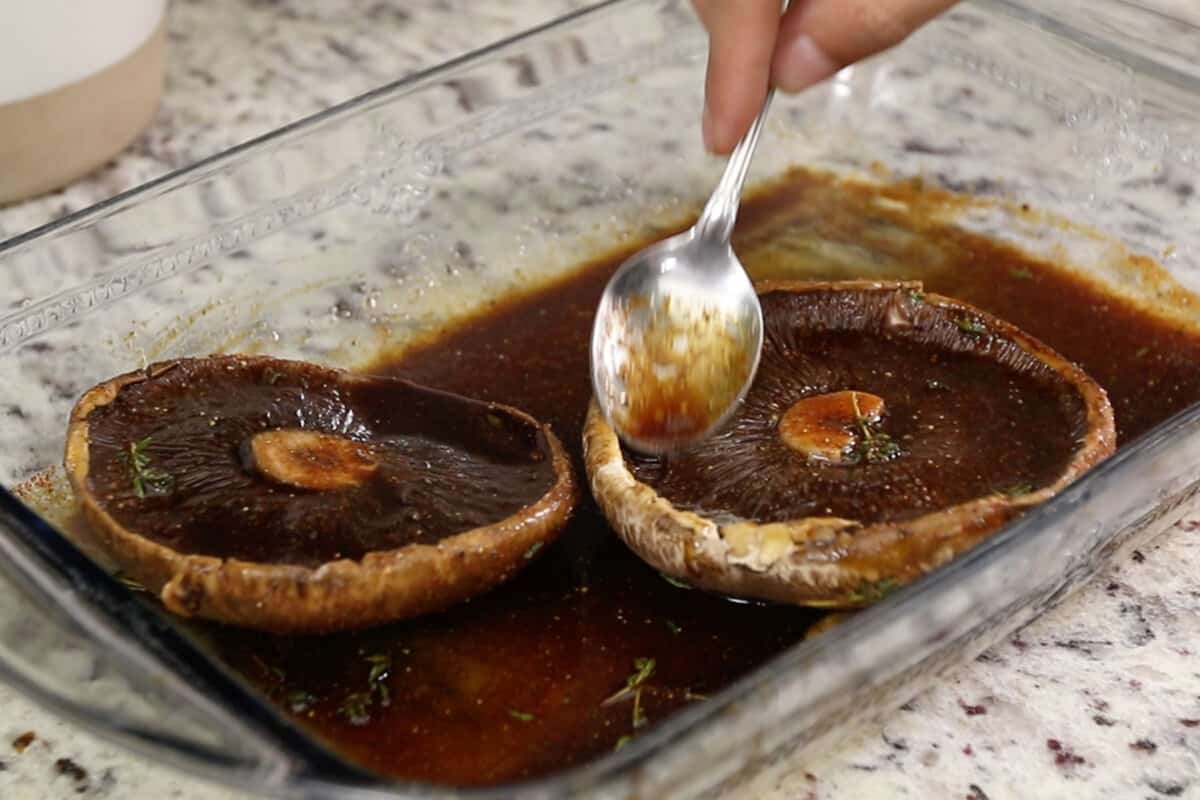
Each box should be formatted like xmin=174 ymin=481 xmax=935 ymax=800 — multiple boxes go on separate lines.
xmin=604 ymin=657 xmax=656 ymax=706
xmin=336 ymin=652 xmax=392 ymax=725
xmin=337 ymin=693 xmax=372 ymax=726
xmin=847 ymin=393 xmax=902 ymax=465
xmin=120 ymin=437 xmax=173 ymax=498
xmin=954 ymin=316 xmax=988 ymax=338
xmin=606 ymin=657 xmax=658 ymax=748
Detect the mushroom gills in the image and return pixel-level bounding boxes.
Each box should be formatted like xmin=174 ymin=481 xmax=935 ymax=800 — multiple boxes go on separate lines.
xmin=585 ymin=281 xmax=1116 ymax=609
xmin=64 ymin=355 xmax=578 ymax=633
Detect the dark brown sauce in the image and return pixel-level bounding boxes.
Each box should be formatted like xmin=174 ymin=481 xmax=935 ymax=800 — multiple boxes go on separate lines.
xmin=180 ymin=168 xmax=1200 ymax=786
xmin=84 ymin=357 xmax=555 ymax=566
xmin=732 ymin=173 xmax=1200 ymax=442
xmin=613 ymin=296 xmax=752 ymax=446
xmin=626 ymin=286 xmax=1090 ymax=524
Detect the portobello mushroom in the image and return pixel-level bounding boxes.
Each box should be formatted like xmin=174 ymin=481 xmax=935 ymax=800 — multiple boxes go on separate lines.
xmin=65 ymin=355 xmax=577 ymax=633
xmin=584 ymin=280 xmax=1116 ymax=607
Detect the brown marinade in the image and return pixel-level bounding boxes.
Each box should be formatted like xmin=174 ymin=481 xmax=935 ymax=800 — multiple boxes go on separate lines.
xmin=184 ymin=169 xmax=1200 ymax=785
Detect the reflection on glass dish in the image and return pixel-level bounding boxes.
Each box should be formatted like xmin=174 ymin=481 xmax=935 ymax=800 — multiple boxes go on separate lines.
xmin=27 ymin=168 xmax=1200 ymax=788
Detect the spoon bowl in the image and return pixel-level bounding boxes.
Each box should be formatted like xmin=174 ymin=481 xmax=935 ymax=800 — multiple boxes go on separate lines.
xmin=590 ymin=92 xmax=774 ymax=454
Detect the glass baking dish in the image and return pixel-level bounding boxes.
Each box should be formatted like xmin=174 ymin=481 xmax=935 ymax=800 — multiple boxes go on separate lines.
xmin=1 ymin=0 xmax=1198 ymax=797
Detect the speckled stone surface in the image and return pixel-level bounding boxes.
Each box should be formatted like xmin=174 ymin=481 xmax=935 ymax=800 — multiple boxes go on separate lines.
xmin=0 ymin=2 xmax=1198 ymax=799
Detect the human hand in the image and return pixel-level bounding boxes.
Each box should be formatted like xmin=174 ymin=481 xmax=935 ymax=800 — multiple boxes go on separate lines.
xmin=693 ymin=0 xmax=960 ymax=153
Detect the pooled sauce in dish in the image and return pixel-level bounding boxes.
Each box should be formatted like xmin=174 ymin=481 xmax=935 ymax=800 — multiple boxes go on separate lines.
xmin=112 ymin=170 xmax=1200 ymax=785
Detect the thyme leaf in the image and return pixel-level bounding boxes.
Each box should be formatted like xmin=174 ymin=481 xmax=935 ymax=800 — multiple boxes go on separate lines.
xmin=660 ymin=573 xmax=691 ymax=590
xmin=954 ymin=316 xmax=988 ymax=338
xmin=614 ymin=735 xmax=632 ymax=752
xmin=604 ymin=657 xmax=656 ymax=706
xmin=907 ymin=289 xmax=926 ymax=303
xmin=113 ymin=572 xmax=147 ymax=594
xmin=335 ymin=653 xmax=392 ymax=724
xmin=847 ymin=578 xmax=899 ymax=605
xmin=287 ymin=690 xmax=316 ymax=713
xmin=366 ymin=654 xmax=390 ymax=684
xmin=523 ymin=541 xmax=544 ymax=560
xmin=664 ymin=620 xmax=682 ymax=635
xmin=926 ymin=379 xmax=950 ymax=392
xmin=996 ymin=482 xmax=1034 ymax=498
xmin=849 ymin=433 xmax=903 ymax=465
xmin=508 ymin=710 xmax=535 ymax=722
xmin=365 ymin=653 xmax=391 ymax=707
xmin=1010 ymin=267 xmax=1034 ymax=280
xmin=337 ymin=693 xmax=372 ymax=726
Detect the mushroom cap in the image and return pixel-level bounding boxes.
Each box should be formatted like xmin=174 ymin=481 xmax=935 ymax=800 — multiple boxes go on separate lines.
xmin=584 ymin=281 xmax=1116 ymax=608
xmin=65 ymin=355 xmax=578 ymax=634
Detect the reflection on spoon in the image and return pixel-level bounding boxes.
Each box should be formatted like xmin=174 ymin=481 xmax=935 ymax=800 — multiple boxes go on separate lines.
xmin=590 ymin=92 xmax=775 ymax=454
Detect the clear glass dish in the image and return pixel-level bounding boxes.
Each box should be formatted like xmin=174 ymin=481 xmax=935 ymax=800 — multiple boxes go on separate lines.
xmin=0 ymin=0 xmax=1198 ymax=797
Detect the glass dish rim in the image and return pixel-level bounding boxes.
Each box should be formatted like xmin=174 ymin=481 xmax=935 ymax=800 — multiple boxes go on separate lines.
xmin=3 ymin=0 xmax=1197 ymax=257
xmin=0 ymin=0 xmax=1197 ymax=795
xmin=0 ymin=0 xmax=632 ymax=256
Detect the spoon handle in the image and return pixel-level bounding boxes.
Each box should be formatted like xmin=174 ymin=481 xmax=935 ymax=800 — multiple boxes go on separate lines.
xmin=696 ymin=89 xmax=776 ymax=245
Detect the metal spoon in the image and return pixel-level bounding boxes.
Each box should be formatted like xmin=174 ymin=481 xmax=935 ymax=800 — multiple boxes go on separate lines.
xmin=590 ymin=92 xmax=773 ymax=454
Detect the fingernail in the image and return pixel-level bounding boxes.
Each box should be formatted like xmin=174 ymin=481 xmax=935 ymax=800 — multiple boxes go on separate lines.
xmin=702 ymin=102 xmax=719 ymax=153
xmin=774 ymin=35 xmax=839 ymax=93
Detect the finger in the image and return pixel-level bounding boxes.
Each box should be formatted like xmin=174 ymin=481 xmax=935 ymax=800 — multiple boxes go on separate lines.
xmin=693 ymin=0 xmax=781 ymax=154
xmin=772 ymin=0 xmax=958 ymax=93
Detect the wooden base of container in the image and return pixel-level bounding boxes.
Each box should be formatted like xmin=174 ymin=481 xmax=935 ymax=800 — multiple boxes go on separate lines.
xmin=0 ymin=19 xmax=166 ymax=206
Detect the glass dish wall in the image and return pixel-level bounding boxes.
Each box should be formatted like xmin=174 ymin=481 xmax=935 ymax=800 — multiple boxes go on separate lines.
xmin=0 ymin=0 xmax=1197 ymax=797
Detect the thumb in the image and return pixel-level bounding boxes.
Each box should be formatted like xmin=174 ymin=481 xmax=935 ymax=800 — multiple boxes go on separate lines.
xmin=772 ymin=0 xmax=959 ymax=93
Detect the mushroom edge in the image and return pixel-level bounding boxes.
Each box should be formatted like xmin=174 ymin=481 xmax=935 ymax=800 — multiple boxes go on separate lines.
xmin=64 ymin=359 xmax=580 ymax=635
xmin=582 ymin=281 xmax=1117 ymax=609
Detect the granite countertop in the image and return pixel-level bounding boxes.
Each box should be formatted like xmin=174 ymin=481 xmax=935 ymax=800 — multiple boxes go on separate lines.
xmin=1 ymin=1 xmax=1198 ymax=798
